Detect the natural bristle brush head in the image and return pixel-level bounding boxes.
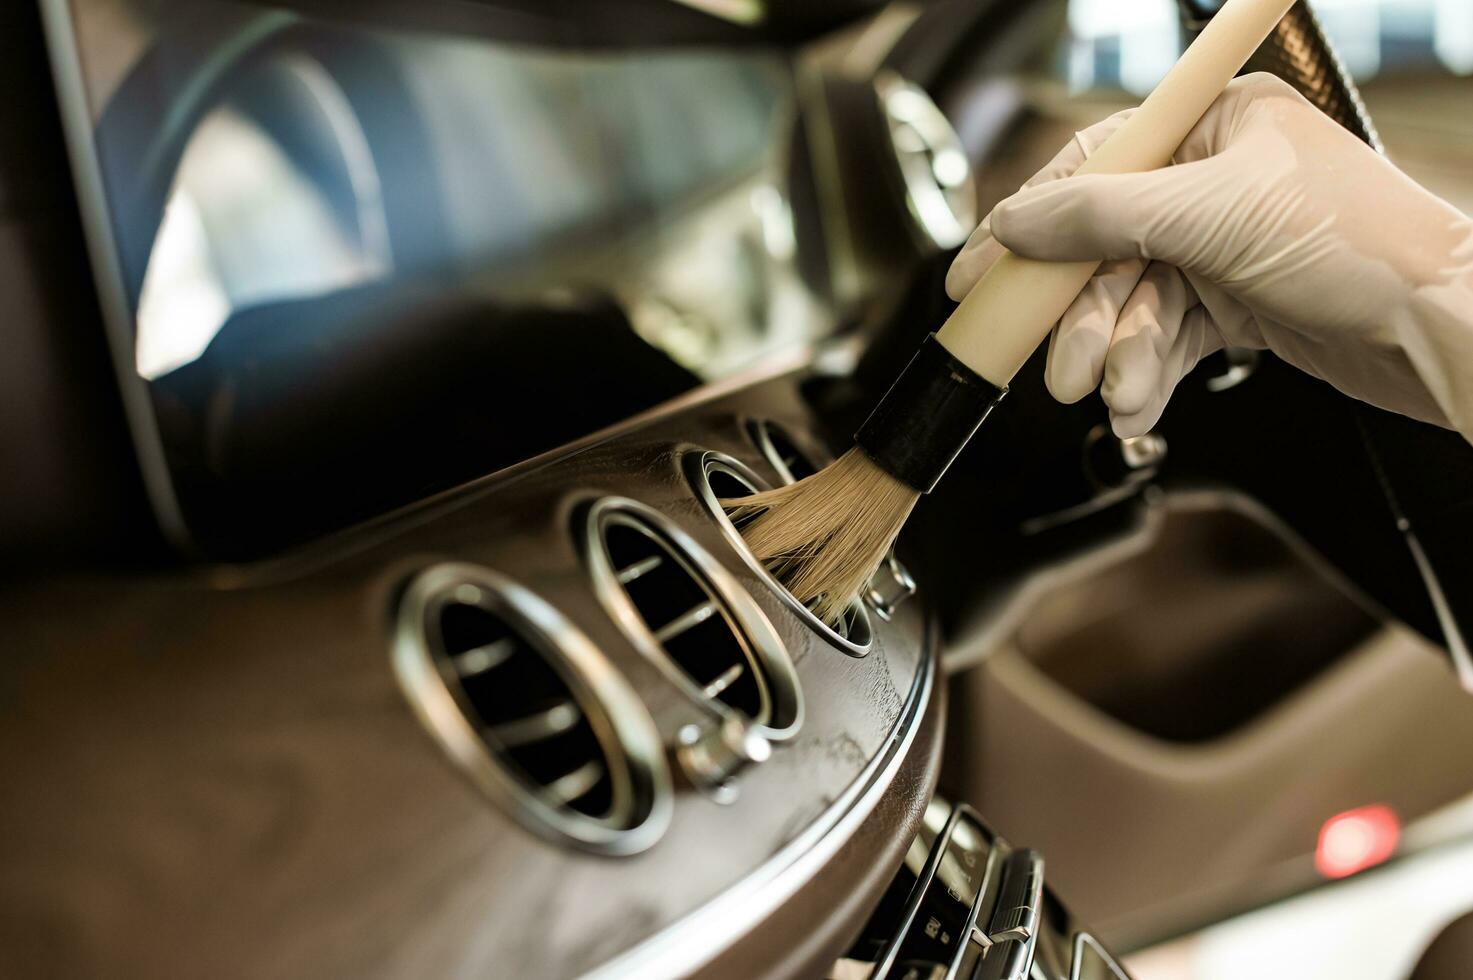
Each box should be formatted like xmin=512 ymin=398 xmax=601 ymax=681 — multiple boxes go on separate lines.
xmin=722 ymin=448 xmax=919 ymax=624
xmin=723 ymin=335 xmax=1006 ymax=624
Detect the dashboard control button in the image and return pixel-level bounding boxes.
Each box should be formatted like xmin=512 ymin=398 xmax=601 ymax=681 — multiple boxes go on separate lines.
xmin=882 ymin=809 xmax=994 ymax=976
xmin=972 ymin=937 xmax=1029 ymax=980
xmin=987 ymin=849 xmax=1043 ymax=944
xmin=963 ymin=848 xmax=1044 ymax=980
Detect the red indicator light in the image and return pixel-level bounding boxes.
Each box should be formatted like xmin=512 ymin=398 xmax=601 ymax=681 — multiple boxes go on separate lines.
xmin=1315 ymin=804 xmax=1400 ymax=879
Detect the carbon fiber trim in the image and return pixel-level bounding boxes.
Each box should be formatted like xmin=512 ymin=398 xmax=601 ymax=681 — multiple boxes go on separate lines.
xmin=1182 ymin=0 xmax=1382 ymax=152
xmin=1243 ymin=1 xmax=1382 ymax=150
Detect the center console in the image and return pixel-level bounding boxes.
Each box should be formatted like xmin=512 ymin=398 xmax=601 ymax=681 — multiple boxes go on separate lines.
xmin=833 ymin=798 xmax=1133 ymax=980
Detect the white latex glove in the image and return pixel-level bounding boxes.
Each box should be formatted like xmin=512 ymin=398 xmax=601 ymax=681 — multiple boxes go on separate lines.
xmin=946 ymin=73 xmax=1473 ymax=443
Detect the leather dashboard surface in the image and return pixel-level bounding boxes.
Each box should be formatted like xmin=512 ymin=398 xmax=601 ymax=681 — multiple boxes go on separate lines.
xmin=0 ymin=368 xmax=942 ymax=979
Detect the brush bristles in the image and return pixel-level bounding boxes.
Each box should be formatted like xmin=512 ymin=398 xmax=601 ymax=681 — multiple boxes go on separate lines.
xmin=723 ymin=448 xmax=919 ymax=624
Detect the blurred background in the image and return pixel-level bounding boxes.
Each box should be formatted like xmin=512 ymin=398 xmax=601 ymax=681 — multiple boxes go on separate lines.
xmin=1064 ymin=0 xmax=1473 ymax=214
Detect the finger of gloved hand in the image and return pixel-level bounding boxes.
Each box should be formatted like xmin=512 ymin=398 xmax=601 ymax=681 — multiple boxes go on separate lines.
xmin=1044 ymin=258 xmax=1148 ymax=403
xmin=1186 ymin=274 xmax=1265 ymax=350
xmin=1100 ymin=262 xmax=1194 ymax=417
xmin=989 ymin=158 xmax=1221 ymax=268
xmin=1107 ymin=304 xmax=1223 ymax=439
xmin=946 ymin=109 xmax=1135 ymax=301
xmin=946 ymin=216 xmax=1007 ymax=301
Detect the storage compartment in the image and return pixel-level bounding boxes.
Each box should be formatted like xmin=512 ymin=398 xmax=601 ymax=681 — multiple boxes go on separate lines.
xmin=1015 ymin=507 xmax=1378 ymax=742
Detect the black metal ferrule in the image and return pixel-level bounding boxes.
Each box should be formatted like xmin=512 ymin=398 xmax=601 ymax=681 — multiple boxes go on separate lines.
xmin=853 ymin=333 xmax=1008 ymax=494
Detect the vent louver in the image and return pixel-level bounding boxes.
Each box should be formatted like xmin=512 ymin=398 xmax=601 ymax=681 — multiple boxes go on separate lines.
xmin=748 ymin=419 xmax=823 ymax=483
xmin=393 ymin=565 xmax=670 ymax=854
xmin=585 ymin=498 xmax=801 ymax=740
xmin=688 ymin=450 xmax=874 ymax=656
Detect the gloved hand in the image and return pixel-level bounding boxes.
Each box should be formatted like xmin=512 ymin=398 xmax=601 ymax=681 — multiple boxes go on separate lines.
xmin=946 ymin=73 xmax=1473 ymax=443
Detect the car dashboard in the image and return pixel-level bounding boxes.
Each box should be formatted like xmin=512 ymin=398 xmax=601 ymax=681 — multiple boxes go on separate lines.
xmin=11 ymin=0 xmax=1464 ymax=977
xmin=0 ymin=0 xmax=1207 ymax=974
xmin=1 ymin=356 xmax=1133 ymax=978
xmin=0 ymin=370 xmax=939 ymax=977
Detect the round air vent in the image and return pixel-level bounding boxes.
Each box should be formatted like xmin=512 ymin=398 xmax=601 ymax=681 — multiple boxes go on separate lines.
xmin=747 ymin=418 xmax=825 ymax=484
xmin=745 ymin=422 xmax=917 ymax=624
xmin=875 ymin=70 xmax=976 ymax=250
xmin=686 ymin=450 xmax=874 ymax=656
xmin=583 ymin=498 xmax=802 ymax=740
xmin=392 ymin=564 xmax=670 ymax=855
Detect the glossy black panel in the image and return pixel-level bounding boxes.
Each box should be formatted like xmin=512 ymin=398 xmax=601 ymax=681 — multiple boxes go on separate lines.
xmin=48 ymin=0 xmax=830 ymax=557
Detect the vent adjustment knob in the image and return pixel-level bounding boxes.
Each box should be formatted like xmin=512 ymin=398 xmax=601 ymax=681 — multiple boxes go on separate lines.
xmin=677 ymin=715 xmax=770 ymax=803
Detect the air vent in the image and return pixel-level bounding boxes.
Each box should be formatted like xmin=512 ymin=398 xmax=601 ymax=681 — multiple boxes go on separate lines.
xmin=584 ymin=497 xmax=802 ymax=740
xmin=747 ymin=418 xmax=824 ymax=483
xmin=746 ymin=421 xmax=917 ymax=624
xmin=393 ymin=564 xmax=670 ymax=855
xmin=687 ymin=450 xmax=874 ymax=656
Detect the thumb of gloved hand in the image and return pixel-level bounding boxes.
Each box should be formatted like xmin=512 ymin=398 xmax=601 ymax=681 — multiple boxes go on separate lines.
xmin=948 ymin=73 xmax=1473 ymax=443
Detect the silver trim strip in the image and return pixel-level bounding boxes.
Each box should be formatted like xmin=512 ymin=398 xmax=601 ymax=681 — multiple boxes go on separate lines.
xmin=946 ymin=808 xmax=1001 ymax=980
xmin=1071 ymin=933 xmax=1132 ymax=980
xmin=1403 ymin=526 xmax=1473 ymax=693
xmin=37 ymin=0 xmax=212 ymax=551
xmin=868 ymin=802 xmax=999 ymax=980
xmin=584 ymin=637 xmax=934 ymax=980
xmin=870 ymin=805 xmax=968 ymax=980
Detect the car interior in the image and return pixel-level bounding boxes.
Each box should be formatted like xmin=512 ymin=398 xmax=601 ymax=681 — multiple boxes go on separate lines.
xmin=4 ymin=1 xmax=1473 ymax=978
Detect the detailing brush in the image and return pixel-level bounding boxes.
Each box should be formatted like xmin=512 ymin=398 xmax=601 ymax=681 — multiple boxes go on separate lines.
xmin=728 ymin=0 xmax=1297 ymax=623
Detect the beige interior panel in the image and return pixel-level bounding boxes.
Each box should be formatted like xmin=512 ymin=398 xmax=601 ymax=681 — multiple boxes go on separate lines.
xmin=944 ymin=625 xmax=1473 ymax=951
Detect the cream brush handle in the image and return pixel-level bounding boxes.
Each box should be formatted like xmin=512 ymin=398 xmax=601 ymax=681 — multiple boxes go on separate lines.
xmin=935 ymin=0 xmax=1297 ymax=386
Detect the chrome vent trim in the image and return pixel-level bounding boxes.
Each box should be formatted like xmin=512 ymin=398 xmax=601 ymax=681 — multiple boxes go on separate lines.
xmin=392 ymin=563 xmax=671 ymax=855
xmin=687 ymin=450 xmax=874 ymax=656
xmin=743 ymin=424 xmax=920 ymax=626
xmin=747 ymin=418 xmax=825 ymax=484
xmin=584 ymin=497 xmax=802 ymax=741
